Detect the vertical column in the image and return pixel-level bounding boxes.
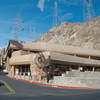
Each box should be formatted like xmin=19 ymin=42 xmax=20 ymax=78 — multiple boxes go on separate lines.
xmin=30 ymin=64 xmax=34 ymax=81
xmin=7 ymin=57 xmax=10 ymax=74
xmin=93 ymin=67 xmax=95 ymax=72
xmin=89 ymin=56 xmax=91 ymax=59
xmin=30 ymin=63 xmax=38 ymax=81
xmin=28 ymin=66 xmax=31 ymax=80
xmin=15 ymin=66 xmax=19 ymax=78
xmin=11 ymin=66 xmax=14 ymax=77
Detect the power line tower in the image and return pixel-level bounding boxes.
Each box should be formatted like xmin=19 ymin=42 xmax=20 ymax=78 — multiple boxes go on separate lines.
xmin=29 ymin=24 xmax=36 ymax=40
xmin=53 ymin=0 xmax=58 ymax=26
xmin=84 ymin=0 xmax=95 ymax=21
xmin=12 ymin=14 xmax=24 ymax=40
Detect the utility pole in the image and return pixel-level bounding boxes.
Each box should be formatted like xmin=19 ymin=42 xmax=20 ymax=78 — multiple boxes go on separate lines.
xmin=84 ymin=0 xmax=95 ymax=21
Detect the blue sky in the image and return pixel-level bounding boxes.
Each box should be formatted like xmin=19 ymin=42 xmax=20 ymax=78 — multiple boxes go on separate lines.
xmin=0 ymin=0 xmax=100 ymax=47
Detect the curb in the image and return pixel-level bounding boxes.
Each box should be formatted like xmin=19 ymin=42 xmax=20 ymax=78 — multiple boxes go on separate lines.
xmin=8 ymin=76 xmax=96 ymax=90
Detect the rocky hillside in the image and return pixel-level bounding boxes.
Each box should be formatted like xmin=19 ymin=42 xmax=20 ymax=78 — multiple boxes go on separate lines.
xmin=36 ymin=16 xmax=100 ymax=50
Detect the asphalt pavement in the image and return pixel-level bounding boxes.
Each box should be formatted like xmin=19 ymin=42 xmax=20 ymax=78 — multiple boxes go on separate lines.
xmin=0 ymin=74 xmax=100 ymax=100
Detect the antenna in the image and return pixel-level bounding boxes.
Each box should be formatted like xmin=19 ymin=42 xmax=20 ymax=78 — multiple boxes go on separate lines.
xmin=53 ymin=0 xmax=58 ymax=26
xmin=84 ymin=0 xmax=95 ymax=21
xmin=12 ymin=14 xmax=24 ymax=40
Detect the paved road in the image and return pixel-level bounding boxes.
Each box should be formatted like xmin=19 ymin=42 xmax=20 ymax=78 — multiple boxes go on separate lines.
xmin=0 ymin=74 xmax=100 ymax=100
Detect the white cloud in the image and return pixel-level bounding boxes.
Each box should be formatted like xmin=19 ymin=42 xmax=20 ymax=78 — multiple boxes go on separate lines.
xmin=37 ymin=0 xmax=45 ymax=12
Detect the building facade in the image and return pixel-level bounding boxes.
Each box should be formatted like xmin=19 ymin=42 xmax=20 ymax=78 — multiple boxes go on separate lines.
xmin=4 ymin=40 xmax=100 ymax=85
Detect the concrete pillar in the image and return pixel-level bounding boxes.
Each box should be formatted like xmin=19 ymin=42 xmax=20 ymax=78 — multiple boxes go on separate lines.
xmin=79 ymin=66 xmax=83 ymax=72
xmin=11 ymin=66 xmax=14 ymax=77
xmin=93 ymin=67 xmax=95 ymax=72
xmin=30 ymin=64 xmax=34 ymax=80
xmin=89 ymin=56 xmax=91 ymax=59
xmin=27 ymin=66 xmax=30 ymax=80
xmin=6 ymin=57 xmax=10 ymax=73
xmin=15 ymin=66 xmax=19 ymax=78
xmin=31 ymin=64 xmax=39 ymax=81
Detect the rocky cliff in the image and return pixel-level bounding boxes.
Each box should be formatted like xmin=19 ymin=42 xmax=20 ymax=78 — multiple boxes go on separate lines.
xmin=36 ymin=16 xmax=100 ymax=50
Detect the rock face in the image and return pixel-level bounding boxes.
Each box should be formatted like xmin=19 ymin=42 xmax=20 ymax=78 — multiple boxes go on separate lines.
xmin=36 ymin=16 xmax=100 ymax=50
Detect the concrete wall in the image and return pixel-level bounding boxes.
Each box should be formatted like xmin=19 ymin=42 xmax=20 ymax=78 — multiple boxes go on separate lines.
xmin=52 ymin=71 xmax=100 ymax=88
xmin=12 ymin=50 xmax=31 ymax=57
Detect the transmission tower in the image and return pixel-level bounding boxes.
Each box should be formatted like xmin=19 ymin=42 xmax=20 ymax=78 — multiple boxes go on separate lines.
xmin=29 ymin=24 xmax=35 ymax=40
xmin=12 ymin=14 xmax=24 ymax=40
xmin=84 ymin=0 xmax=95 ymax=21
xmin=53 ymin=0 xmax=58 ymax=26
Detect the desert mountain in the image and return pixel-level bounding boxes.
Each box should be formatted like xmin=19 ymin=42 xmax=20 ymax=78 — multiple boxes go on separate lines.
xmin=36 ymin=16 xmax=100 ymax=50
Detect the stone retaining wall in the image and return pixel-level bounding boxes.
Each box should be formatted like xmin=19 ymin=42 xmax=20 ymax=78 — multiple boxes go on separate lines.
xmin=52 ymin=71 xmax=100 ymax=88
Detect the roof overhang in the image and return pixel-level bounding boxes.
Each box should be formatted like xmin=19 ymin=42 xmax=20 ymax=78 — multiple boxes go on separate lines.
xmin=9 ymin=52 xmax=100 ymax=67
xmin=7 ymin=41 xmax=100 ymax=57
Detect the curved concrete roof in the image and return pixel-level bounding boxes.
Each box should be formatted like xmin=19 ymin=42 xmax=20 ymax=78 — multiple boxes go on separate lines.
xmin=9 ymin=52 xmax=100 ymax=67
xmin=50 ymin=52 xmax=100 ymax=67
xmin=21 ymin=42 xmax=100 ymax=57
xmin=7 ymin=41 xmax=100 ymax=58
